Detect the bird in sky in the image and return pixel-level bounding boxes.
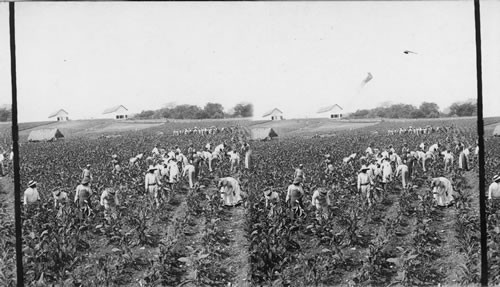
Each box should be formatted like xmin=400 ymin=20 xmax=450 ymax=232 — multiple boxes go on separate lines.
xmin=403 ymin=50 xmax=418 ymax=55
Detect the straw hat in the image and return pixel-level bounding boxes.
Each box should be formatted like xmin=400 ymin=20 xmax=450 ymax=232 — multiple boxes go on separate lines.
xmin=299 ymin=164 xmax=304 ymax=168
xmin=81 ymin=178 xmax=90 ymax=185
xmin=293 ymin=177 xmax=302 ymax=184
xmin=148 ymin=165 xmax=156 ymax=172
xmin=28 ymin=180 xmax=37 ymax=187
xmin=320 ymin=188 xmax=328 ymax=195
xmin=264 ymin=189 xmax=272 ymax=196
xmin=494 ymin=175 xmax=500 ymax=182
xmin=359 ymin=165 xmax=369 ymax=172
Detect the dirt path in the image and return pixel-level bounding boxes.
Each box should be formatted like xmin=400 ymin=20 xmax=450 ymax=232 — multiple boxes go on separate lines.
xmin=221 ymin=205 xmax=251 ymax=287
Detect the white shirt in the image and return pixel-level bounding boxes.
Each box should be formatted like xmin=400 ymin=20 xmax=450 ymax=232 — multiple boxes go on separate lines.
xmin=489 ymin=182 xmax=500 ymax=200
xmin=429 ymin=144 xmax=439 ymax=153
xmin=365 ymin=147 xmax=373 ymax=155
xmin=183 ymin=164 xmax=195 ymax=176
xmin=152 ymin=147 xmax=159 ymax=155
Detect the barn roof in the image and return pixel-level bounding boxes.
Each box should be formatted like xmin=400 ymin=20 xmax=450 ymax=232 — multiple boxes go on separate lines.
xmin=262 ymin=108 xmax=283 ymax=117
xmin=28 ymin=128 xmax=64 ymax=142
xmin=103 ymin=105 xmax=128 ymax=114
xmin=48 ymin=109 xmax=69 ymax=118
xmin=317 ymin=104 xmax=343 ymax=114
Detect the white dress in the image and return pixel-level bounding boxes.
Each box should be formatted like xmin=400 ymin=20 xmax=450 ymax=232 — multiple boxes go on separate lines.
xmin=432 ymin=177 xmax=454 ymax=206
xmin=220 ymin=177 xmax=243 ymax=206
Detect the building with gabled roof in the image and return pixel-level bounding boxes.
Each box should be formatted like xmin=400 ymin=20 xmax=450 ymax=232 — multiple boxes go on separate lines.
xmin=103 ymin=105 xmax=128 ymax=120
xmin=317 ymin=104 xmax=343 ymax=119
xmin=262 ymin=108 xmax=284 ymax=121
xmin=48 ymin=109 xmax=69 ymax=121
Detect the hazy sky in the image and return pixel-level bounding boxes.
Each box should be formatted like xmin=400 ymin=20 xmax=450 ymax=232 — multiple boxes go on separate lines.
xmin=0 ymin=1 xmax=499 ymax=122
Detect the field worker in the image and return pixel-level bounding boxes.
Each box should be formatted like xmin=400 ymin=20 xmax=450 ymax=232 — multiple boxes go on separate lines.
xmin=407 ymin=152 xmax=417 ymax=178
xmin=52 ymin=189 xmax=68 ymax=209
xmin=111 ymin=154 xmax=121 ymax=173
xmin=294 ymin=164 xmax=306 ymax=182
xmin=324 ymin=154 xmax=332 ymax=167
xmin=429 ymin=143 xmax=440 ymax=154
xmin=145 ymin=165 xmax=161 ymax=207
xmin=227 ymin=149 xmax=240 ymax=173
xmin=0 ymin=149 xmax=4 ymax=176
xmin=395 ymin=160 xmax=409 ymax=190
xmin=458 ymin=146 xmax=469 ymax=171
xmin=167 ymin=158 xmax=180 ymax=189
xmin=183 ymin=161 xmax=196 ymax=188
xmin=100 ymin=187 xmax=119 ymax=209
xmin=388 ymin=145 xmax=395 ymax=154
xmin=358 ymin=165 xmax=374 ymax=206
xmin=443 ymin=150 xmax=454 ymax=173
xmin=368 ymin=159 xmax=377 ymax=180
xmin=152 ymin=144 xmax=159 ymax=155
xmin=176 ymin=152 xmax=188 ymax=170
xmin=241 ymin=142 xmax=252 ymax=169
xmin=24 ymin=180 xmax=40 ymax=206
xmin=401 ymin=143 xmax=410 ymax=158
xmin=488 ymin=175 xmax=500 ymax=200
xmin=381 ymin=158 xmax=393 ymax=192
xmin=175 ymin=145 xmax=181 ymax=154
xmin=419 ymin=142 xmax=426 ymax=151
xmin=219 ymin=177 xmax=243 ymax=207
xmin=193 ymin=153 xmax=203 ymax=179
xmin=365 ymin=144 xmax=374 ymax=155
xmin=201 ymin=149 xmax=214 ymax=172
xmin=311 ymin=182 xmax=332 ymax=221
xmin=286 ymin=177 xmax=305 ymax=219
xmin=390 ymin=152 xmax=402 ymax=167
xmin=381 ymin=149 xmax=389 ymax=160
xmin=205 ymin=142 xmax=211 ymax=151
xmin=431 ymin=177 xmax=454 ymax=207
xmin=81 ymin=164 xmax=93 ymax=186
xmin=75 ymin=178 xmax=93 ymax=217
xmin=264 ymin=188 xmax=280 ymax=217
xmin=423 ymin=150 xmax=434 ymax=172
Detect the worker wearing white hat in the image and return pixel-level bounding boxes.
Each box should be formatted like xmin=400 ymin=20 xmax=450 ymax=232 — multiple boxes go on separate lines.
xmin=286 ymin=177 xmax=305 ymax=219
xmin=24 ymin=180 xmax=40 ymax=206
xmin=488 ymin=175 xmax=500 ymax=201
xmin=294 ymin=164 xmax=306 ymax=183
xmin=75 ymin=177 xmax=93 ymax=218
xmin=100 ymin=186 xmax=120 ymax=221
xmin=81 ymin=164 xmax=93 ymax=187
xmin=145 ymin=165 xmax=161 ymax=207
xmin=311 ymin=180 xmax=332 ymax=222
xmin=219 ymin=177 xmax=243 ymax=207
xmin=358 ymin=165 xmax=374 ymax=207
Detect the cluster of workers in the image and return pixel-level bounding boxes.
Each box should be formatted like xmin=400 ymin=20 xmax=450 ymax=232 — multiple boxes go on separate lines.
xmin=23 ymin=140 xmax=253 ymax=220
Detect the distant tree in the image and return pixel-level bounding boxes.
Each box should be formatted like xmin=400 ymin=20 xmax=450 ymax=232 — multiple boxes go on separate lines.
xmin=448 ymin=102 xmax=477 ymax=117
xmin=134 ymin=110 xmax=155 ymax=119
xmin=204 ymin=103 xmax=225 ymax=119
xmin=350 ymin=109 xmax=370 ymax=118
xmin=233 ymin=103 xmax=253 ymax=117
xmin=0 ymin=108 xmax=11 ymax=122
xmin=418 ymin=102 xmax=440 ymax=118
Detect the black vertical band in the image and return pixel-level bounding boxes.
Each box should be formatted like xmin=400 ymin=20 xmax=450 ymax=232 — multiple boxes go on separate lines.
xmin=9 ymin=2 xmax=24 ymax=286
xmin=474 ymin=0 xmax=487 ymax=285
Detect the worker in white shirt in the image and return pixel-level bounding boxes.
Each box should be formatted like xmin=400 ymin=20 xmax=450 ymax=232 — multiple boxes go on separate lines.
xmin=458 ymin=146 xmax=469 ymax=171
xmin=205 ymin=142 xmax=211 ymax=151
xmin=429 ymin=143 xmax=440 ymax=154
xmin=419 ymin=142 xmax=426 ymax=151
xmin=52 ymin=189 xmax=69 ymax=209
xmin=443 ymin=150 xmax=454 ymax=173
xmin=75 ymin=178 xmax=93 ymax=218
xmin=100 ymin=187 xmax=120 ymax=221
xmin=395 ymin=160 xmax=409 ymax=190
xmin=264 ymin=188 xmax=280 ymax=218
xmin=81 ymin=164 xmax=93 ymax=187
xmin=183 ymin=162 xmax=196 ymax=188
xmin=145 ymin=165 xmax=161 ymax=207
xmin=227 ymin=149 xmax=240 ymax=173
xmin=241 ymin=142 xmax=252 ymax=169
xmin=381 ymin=158 xmax=393 ymax=189
xmin=365 ymin=144 xmax=374 ymax=155
xmin=431 ymin=177 xmax=455 ymax=207
xmin=294 ymin=164 xmax=306 ymax=183
xmin=311 ymin=183 xmax=332 ymax=222
xmin=489 ymin=175 xmax=500 ymax=200
xmin=24 ymin=180 xmax=40 ymax=206
xmin=286 ymin=177 xmax=305 ymax=219
xmin=423 ymin=150 xmax=434 ymax=172
xmin=358 ymin=165 xmax=374 ymax=206
xmin=167 ymin=158 xmax=180 ymax=190
xmin=152 ymin=145 xmax=159 ymax=155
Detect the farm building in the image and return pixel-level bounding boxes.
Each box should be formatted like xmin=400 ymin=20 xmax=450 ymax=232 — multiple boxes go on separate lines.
xmin=103 ymin=105 xmax=128 ymax=120
xmin=494 ymin=125 xmax=500 ymax=137
xmin=48 ymin=109 xmax=69 ymax=121
xmin=250 ymin=127 xmax=278 ymax=141
xmin=263 ymin=108 xmax=284 ymax=121
xmin=28 ymin=128 xmax=64 ymax=142
xmin=317 ymin=104 xmax=343 ymax=119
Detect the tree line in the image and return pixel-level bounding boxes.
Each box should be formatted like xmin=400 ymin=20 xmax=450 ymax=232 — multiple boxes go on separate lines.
xmin=0 ymin=107 xmax=11 ymax=122
xmin=349 ymin=101 xmax=477 ymax=119
xmin=133 ymin=102 xmax=253 ymax=120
